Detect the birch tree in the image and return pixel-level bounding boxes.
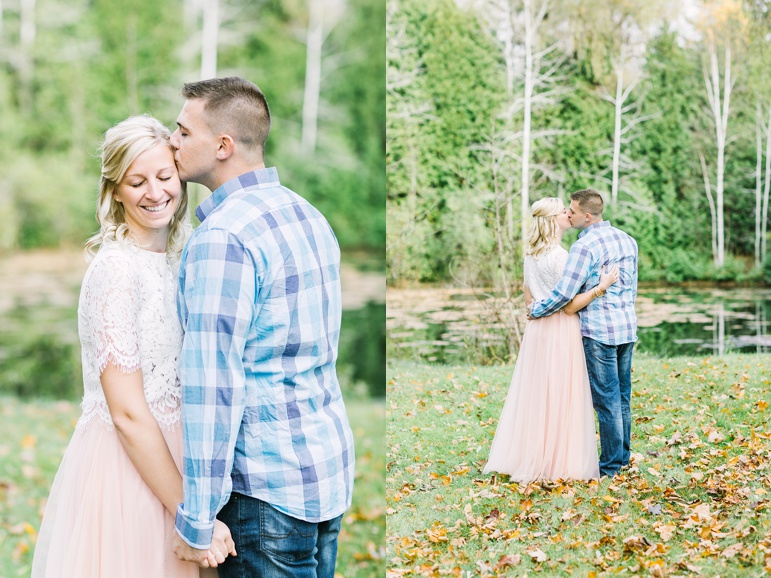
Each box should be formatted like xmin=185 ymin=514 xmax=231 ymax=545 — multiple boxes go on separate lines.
xmin=200 ymin=0 xmax=219 ymax=79
xmin=467 ymin=0 xmax=568 ymax=254
xmin=754 ymin=102 xmax=771 ymax=268
xmin=761 ymin=103 xmax=771 ymax=265
xmin=301 ymin=0 xmax=346 ymax=157
xmin=601 ymin=20 xmax=659 ymax=207
xmin=18 ymin=0 xmax=35 ymax=115
xmin=563 ymin=0 xmax=672 ymax=207
xmin=699 ymin=0 xmax=748 ymax=267
xmin=747 ymin=0 xmax=771 ymax=268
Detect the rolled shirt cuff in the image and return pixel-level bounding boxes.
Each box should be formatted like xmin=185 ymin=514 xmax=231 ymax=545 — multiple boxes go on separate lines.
xmin=174 ymin=505 xmax=215 ymax=550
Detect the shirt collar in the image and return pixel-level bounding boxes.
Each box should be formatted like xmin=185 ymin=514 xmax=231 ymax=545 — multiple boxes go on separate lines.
xmin=195 ymin=167 xmax=281 ymax=222
xmin=578 ymin=220 xmax=610 ymax=239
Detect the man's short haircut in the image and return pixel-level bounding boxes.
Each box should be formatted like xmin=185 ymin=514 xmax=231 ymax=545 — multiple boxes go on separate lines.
xmin=182 ymin=76 xmax=271 ymax=158
xmin=571 ymin=189 xmax=604 ymax=217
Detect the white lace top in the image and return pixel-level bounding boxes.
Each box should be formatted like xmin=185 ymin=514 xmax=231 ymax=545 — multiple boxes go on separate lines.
xmin=76 ymin=241 xmax=183 ymax=431
xmin=524 ymin=244 xmax=568 ymax=301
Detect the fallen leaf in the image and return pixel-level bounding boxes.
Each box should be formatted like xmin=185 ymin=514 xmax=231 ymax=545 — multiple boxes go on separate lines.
xmin=721 ymin=542 xmax=743 ymax=558
xmin=20 ymin=435 xmax=36 ymax=449
xmin=494 ymin=554 xmax=521 ymax=570
xmin=655 ymin=523 xmax=676 ymax=542
xmin=527 ymin=548 xmax=548 ymax=563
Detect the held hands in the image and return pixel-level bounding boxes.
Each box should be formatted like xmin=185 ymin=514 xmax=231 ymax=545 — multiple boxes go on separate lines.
xmin=172 ymin=519 xmax=237 ymax=568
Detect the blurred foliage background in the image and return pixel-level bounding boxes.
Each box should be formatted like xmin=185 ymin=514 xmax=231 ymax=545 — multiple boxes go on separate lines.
xmin=0 ymin=0 xmax=386 ymax=399
xmin=1 ymin=0 xmax=384 ymax=251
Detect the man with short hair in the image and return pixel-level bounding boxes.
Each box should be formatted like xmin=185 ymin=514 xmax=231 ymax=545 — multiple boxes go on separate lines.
xmin=529 ymin=189 xmax=638 ymax=478
xmin=169 ymin=76 xmax=354 ymax=578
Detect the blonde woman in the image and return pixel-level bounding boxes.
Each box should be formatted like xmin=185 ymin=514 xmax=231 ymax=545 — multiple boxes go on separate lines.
xmin=32 ymin=116 xmax=234 ymax=577
xmin=484 ymin=197 xmax=617 ymax=482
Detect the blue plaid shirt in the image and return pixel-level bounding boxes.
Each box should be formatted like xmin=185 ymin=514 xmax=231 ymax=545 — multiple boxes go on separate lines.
xmin=174 ymin=168 xmax=355 ymax=549
xmin=529 ymin=221 xmax=638 ymax=345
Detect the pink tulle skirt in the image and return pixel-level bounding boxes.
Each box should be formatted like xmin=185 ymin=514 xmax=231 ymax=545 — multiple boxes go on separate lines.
xmin=31 ymin=419 xmax=208 ymax=578
xmin=484 ymin=311 xmax=600 ymax=482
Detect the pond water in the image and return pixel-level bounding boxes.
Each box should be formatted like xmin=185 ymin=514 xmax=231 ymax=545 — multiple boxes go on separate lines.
xmin=387 ymin=286 xmax=771 ymax=364
xmin=0 ymin=250 xmax=385 ymax=398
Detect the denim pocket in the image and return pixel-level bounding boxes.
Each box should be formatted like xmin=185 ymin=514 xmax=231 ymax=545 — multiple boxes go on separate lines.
xmin=260 ymin=502 xmax=318 ymax=564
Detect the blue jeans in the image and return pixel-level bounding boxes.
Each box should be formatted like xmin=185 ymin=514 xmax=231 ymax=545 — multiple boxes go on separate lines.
xmin=582 ymin=338 xmax=634 ymax=477
xmin=216 ymin=493 xmax=342 ymax=578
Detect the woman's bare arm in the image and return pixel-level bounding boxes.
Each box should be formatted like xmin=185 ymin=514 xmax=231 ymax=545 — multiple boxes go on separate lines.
xmin=563 ymin=265 xmax=619 ymax=315
xmin=101 ymin=363 xmax=184 ymax=516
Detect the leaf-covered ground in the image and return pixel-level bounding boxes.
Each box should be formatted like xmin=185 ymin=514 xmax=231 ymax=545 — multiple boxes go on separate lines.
xmin=386 ymin=355 xmax=771 ymax=577
xmin=0 ymin=396 xmax=385 ymax=578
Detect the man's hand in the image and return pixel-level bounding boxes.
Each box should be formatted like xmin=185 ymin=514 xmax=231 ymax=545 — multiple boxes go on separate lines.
xmin=172 ymin=520 xmax=237 ymax=568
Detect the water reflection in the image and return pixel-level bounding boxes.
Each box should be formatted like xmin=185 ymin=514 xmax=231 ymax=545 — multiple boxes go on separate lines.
xmin=635 ymin=288 xmax=771 ymax=357
xmin=387 ymin=286 xmax=771 ymax=363
xmin=0 ymin=250 xmax=385 ymax=398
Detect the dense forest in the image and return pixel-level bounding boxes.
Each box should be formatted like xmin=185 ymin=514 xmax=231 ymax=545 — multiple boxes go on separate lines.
xmin=0 ymin=0 xmax=385 ymax=253
xmin=387 ymin=0 xmax=771 ymax=285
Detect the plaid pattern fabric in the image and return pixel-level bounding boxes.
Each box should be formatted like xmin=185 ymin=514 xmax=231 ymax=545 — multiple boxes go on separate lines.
xmin=529 ymin=221 xmax=638 ymax=345
xmin=174 ymin=168 xmax=354 ymax=549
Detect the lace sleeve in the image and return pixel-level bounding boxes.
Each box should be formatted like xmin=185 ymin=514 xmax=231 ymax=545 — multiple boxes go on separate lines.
xmin=83 ymin=251 xmax=141 ymax=374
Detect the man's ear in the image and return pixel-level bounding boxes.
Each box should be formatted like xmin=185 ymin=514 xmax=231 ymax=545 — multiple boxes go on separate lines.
xmin=216 ymin=134 xmax=236 ymax=160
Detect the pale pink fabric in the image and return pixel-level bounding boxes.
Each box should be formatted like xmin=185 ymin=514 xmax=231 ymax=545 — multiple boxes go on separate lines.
xmin=31 ymin=421 xmax=205 ymax=578
xmin=484 ymin=311 xmax=600 ymax=482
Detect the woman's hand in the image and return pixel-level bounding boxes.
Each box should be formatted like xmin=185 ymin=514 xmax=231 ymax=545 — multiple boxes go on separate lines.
xmin=598 ymin=264 xmax=619 ymax=291
xmin=204 ymin=519 xmax=237 ymax=568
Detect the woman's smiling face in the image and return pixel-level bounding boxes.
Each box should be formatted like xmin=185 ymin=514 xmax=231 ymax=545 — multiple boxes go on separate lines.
xmin=114 ymin=143 xmax=181 ymax=243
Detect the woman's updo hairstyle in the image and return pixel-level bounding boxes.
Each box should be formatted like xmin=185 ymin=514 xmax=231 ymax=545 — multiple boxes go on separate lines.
xmin=526 ymin=197 xmax=564 ymax=257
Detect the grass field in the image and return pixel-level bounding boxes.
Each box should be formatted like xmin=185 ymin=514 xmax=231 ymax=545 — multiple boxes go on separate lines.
xmin=0 ymin=396 xmax=384 ymax=578
xmin=386 ymin=354 xmax=771 ymax=577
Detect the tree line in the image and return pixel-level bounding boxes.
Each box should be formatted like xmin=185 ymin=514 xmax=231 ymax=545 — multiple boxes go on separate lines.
xmin=0 ymin=0 xmax=385 ymax=254
xmin=387 ymin=0 xmax=771 ymax=285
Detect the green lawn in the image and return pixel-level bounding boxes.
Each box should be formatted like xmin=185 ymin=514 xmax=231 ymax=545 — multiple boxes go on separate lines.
xmin=0 ymin=397 xmax=384 ymax=578
xmin=386 ymin=355 xmax=771 ymax=577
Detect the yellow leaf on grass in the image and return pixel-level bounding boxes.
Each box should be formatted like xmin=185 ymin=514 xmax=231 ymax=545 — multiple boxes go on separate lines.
xmin=20 ymin=435 xmax=36 ymax=449
xmin=12 ymin=541 xmax=29 ymax=562
xmin=655 ymin=523 xmax=676 ymax=542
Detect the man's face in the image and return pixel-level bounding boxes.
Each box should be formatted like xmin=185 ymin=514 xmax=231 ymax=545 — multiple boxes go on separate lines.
xmin=170 ymin=98 xmax=219 ymax=186
xmin=568 ymin=200 xmax=588 ymax=230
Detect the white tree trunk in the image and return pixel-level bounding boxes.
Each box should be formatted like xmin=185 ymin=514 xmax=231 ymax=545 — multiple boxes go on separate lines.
xmin=763 ymin=103 xmax=771 ymax=264
xmin=611 ymin=62 xmax=624 ymax=206
xmin=503 ymin=0 xmax=516 ymax=238
xmin=200 ymin=0 xmax=219 ymax=79
xmin=19 ymin=0 xmax=35 ymax=114
xmin=302 ymin=0 xmax=323 ymax=157
xmin=703 ymin=40 xmax=731 ymax=268
xmin=756 ymin=102 xmax=763 ymax=269
xmin=520 ymin=0 xmax=534 ymax=257
xmin=699 ymin=151 xmax=718 ymax=266
xmin=70 ymin=63 xmax=86 ymax=173
xmin=126 ymin=16 xmax=139 ymax=115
